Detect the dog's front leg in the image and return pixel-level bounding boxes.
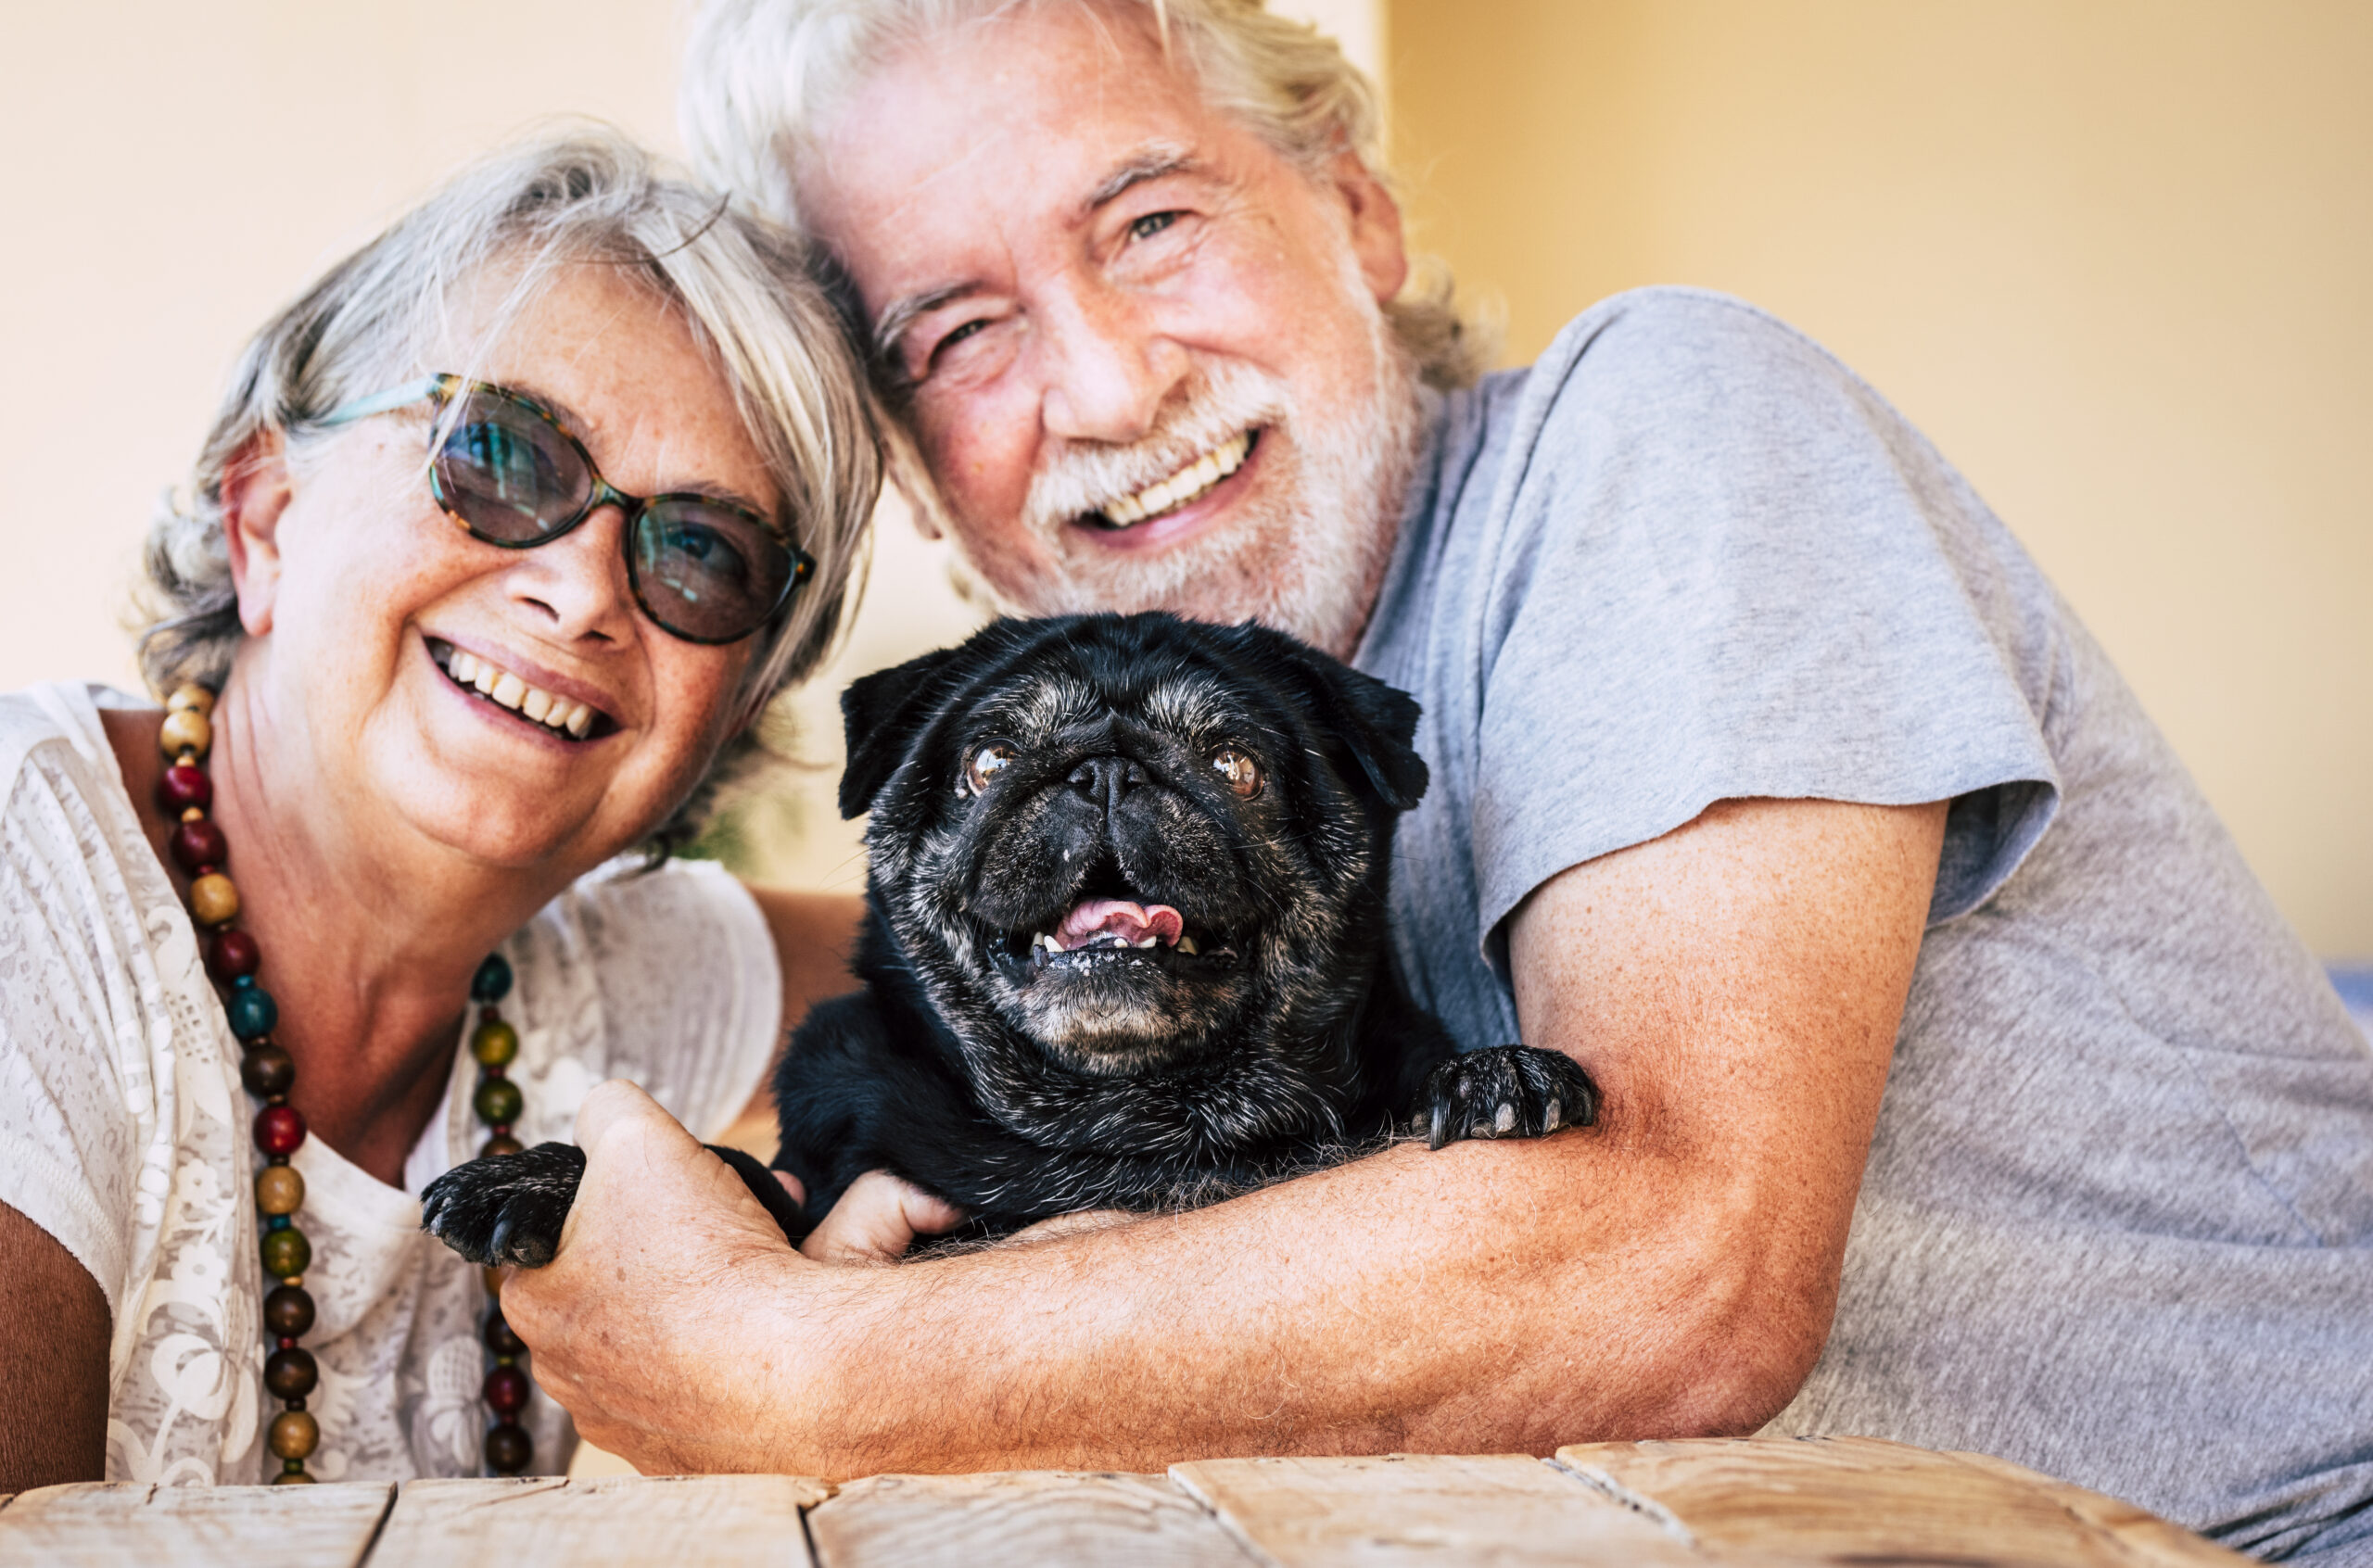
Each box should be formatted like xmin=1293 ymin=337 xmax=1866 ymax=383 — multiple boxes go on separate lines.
xmin=422 ymin=1141 xmax=806 ymax=1268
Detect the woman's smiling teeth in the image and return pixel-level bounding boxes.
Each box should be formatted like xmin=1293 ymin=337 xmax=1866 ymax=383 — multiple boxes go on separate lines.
xmin=1096 ymin=430 xmax=1253 ymax=527
xmin=438 ymin=646 xmax=597 ymax=739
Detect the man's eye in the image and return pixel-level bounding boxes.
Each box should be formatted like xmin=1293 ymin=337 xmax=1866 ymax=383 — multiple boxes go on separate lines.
xmin=1129 ymin=210 xmax=1181 ymax=242
xmin=925 ymin=319 xmax=988 ymax=371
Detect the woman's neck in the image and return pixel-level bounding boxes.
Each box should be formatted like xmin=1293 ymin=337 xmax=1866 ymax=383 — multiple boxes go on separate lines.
xmin=104 ymin=678 xmax=581 ymax=1187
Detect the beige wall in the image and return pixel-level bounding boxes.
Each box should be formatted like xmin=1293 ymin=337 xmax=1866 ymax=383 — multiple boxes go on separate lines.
xmin=1388 ymin=0 xmax=2373 ymax=957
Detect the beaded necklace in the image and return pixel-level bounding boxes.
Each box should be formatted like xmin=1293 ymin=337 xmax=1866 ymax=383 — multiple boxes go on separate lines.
xmin=158 ymin=684 xmax=536 ymax=1480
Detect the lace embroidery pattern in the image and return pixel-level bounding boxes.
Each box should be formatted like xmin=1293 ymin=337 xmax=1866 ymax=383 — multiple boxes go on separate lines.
xmin=0 ymin=684 xmax=779 ymax=1485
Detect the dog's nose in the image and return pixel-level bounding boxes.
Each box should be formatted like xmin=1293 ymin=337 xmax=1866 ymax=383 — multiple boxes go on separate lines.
xmin=1068 ymin=755 xmax=1148 ymax=814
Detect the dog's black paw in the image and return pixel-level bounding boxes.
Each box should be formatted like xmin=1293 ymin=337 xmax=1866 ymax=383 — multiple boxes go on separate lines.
xmin=1419 ymin=1045 xmax=1599 ymax=1150
xmin=420 ymin=1141 xmax=586 ymax=1268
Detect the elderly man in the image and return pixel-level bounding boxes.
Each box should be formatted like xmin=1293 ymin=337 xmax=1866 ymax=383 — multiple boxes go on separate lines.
xmin=503 ymin=3 xmax=2373 ymax=1559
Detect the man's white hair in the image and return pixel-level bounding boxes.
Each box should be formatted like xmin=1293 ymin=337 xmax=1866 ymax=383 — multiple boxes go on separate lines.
xmin=680 ymin=0 xmax=1488 ymax=391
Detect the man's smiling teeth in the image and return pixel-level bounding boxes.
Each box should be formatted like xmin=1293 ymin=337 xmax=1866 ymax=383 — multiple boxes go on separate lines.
xmin=445 ymin=649 xmax=595 ymax=739
xmin=1098 ymin=431 xmax=1252 ymax=526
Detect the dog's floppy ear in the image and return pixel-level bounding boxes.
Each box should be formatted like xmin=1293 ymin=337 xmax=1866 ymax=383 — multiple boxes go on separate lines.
xmin=839 ymin=647 xmax=967 ymax=818
xmin=1270 ymin=639 xmax=1430 ymax=813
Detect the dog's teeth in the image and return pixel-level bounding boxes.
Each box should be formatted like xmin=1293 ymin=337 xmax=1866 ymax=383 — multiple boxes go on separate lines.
xmin=1177 ymin=935 xmax=1199 ymax=955
xmin=1134 ymin=936 xmax=1158 ymax=948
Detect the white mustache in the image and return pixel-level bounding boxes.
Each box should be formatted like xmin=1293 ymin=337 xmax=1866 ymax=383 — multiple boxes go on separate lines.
xmin=1020 ymin=361 xmax=1288 ymax=531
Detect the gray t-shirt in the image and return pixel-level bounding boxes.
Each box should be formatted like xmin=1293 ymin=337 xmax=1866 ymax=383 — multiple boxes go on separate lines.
xmin=1356 ymin=287 xmax=2373 ymax=1563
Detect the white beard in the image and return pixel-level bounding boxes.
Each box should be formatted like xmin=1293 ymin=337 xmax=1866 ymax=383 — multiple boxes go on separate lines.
xmin=984 ymin=297 xmax=1425 ymax=660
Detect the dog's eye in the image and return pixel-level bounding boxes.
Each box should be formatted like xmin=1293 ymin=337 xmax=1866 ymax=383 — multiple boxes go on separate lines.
xmin=1211 ymin=747 xmax=1263 ymax=800
xmin=961 ymin=743 xmax=1015 ymax=798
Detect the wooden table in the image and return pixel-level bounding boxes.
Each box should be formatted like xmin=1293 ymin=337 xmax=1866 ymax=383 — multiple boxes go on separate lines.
xmin=0 ymin=1435 xmax=2249 ymax=1566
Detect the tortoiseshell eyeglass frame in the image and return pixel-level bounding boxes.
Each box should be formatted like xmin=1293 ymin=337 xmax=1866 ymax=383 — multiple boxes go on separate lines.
xmin=321 ymin=373 xmax=814 ymax=646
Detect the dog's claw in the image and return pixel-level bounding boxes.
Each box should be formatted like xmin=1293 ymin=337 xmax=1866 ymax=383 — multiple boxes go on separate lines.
xmin=1419 ymin=1046 xmax=1598 ymax=1151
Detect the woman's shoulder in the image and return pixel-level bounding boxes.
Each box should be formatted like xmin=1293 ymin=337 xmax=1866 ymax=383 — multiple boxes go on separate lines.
xmin=498 ymin=856 xmax=778 ymax=1142
xmin=0 ymin=682 xmax=146 ymax=813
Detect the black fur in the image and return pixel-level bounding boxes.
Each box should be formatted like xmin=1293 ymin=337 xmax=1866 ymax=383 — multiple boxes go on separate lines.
xmin=423 ymin=613 xmax=1597 ymax=1268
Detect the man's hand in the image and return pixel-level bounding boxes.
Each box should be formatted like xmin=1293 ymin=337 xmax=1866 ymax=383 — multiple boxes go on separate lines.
xmin=498 ymin=1081 xmax=833 ymax=1473
xmin=799 ymin=1171 xmax=965 ymax=1263
xmin=505 ymin=798 xmax=1945 ymax=1476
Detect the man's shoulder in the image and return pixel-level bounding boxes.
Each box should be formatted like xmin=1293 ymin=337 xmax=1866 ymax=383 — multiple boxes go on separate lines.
xmin=1497 ymin=286 xmax=1875 ymax=430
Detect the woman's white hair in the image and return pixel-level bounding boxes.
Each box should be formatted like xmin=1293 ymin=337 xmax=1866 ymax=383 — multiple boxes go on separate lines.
xmin=679 ymin=0 xmax=1488 ymax=392
xmin=136 ymin=127 xmax=882 ymax=855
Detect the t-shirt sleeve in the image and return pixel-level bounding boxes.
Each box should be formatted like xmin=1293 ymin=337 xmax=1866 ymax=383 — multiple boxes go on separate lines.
xmin=1471 ymin=292 xmax=2061 ymax=964
xmin=554 ymin=859 xmax=783 ymax=1142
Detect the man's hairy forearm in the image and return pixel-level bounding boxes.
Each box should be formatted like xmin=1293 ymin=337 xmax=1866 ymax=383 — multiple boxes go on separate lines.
xmin=511 ymin=800 xmax=1934 ymax=1477
xmin=720 ymin=1126 xmax=1810 ymax=1476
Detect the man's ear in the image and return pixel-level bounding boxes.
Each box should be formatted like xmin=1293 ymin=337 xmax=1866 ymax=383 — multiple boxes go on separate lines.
xmin=1326 ymin=148 xmax=1410 ymax=307
xmin=220 ymin=432 xmax=294 ymax=639
xmin=837 ymin=646 xmax=968 ymax=818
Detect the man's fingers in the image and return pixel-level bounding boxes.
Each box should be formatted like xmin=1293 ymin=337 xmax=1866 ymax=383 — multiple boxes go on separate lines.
xmin=801 ymin=1170 xmax=965 ymax=1263
xmin=575 ymin=1079 xmax=693 ymax=1160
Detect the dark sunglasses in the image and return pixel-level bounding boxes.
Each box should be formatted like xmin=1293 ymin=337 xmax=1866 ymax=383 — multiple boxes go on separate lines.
xmin=321 ymin=373 xmax=813 ymax=645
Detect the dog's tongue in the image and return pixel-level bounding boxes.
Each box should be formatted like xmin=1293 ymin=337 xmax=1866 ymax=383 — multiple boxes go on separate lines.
xmin=1057 ymin=897 xmax=1185 ymax=949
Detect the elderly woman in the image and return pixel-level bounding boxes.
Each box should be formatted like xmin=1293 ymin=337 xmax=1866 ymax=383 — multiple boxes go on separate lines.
xmin=0 ymin=130 xmax=878 ymax=1486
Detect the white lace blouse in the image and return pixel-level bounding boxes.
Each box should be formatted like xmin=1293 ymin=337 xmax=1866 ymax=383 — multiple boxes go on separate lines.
xmin=0 ymin=683 xmax=780 ymax=1484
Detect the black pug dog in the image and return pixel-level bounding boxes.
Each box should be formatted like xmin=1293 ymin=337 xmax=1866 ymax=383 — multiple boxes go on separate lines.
xmin=423 ymin=613 xmax=1596 ymax=1268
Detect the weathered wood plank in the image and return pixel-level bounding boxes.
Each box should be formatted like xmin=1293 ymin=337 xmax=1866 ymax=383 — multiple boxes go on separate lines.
xmin=1945 ymin=1449 xmax=2256 ymax=1567
xmin=365 ymin=1473 xmax=829 ymax=1567
xmin=0 ymin=1480 xmax=393 ymax=1568
xmin=1172 ymin=1453 xmax=1699 ymax=1566
xmin=1555 ymin=1435 xmax=2249 ymax=1568
xmin=808 ymin=1470 xmax=1256 ymax=1568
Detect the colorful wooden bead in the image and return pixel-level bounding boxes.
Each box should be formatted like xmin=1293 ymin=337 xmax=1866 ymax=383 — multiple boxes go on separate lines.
xmin=264 ymin=1283 xmax=316 ymax=1338
xmin=227 ymin=983 xmax=278 ymax=1042
xmin=188 ymin=872 xmax=240 ymax=927
xmin=260 ymin=1226 xmax=311 ymax=1280
xmin=268 ymin=1409 xmax=320 ymax=1461
xmin=265 ymin=1347 xmax=319 ymax=1400
xmin=208 ymin=928 xmax=260 ymax=981
xmin=254 ymin=1104 xmax=307 ymax=1155
xmin=482 ymin=1363 xmax=529 ymax=1416
xmin=169 ymin=818 xmax=228 ymax=875
xmin=159 ymin=707 xmax=212 ymax=759
xmin=157 ymin=763 xmax=211 ymax=814
xmin=471 ymin=954 xmax=514 ymax=1003
xmin=166 ymin=684 xmax=216 ymax=717
xmin=241 ymin=1043 xmax=295 ymax=1098
xmin=472 ymin=1077 xmax=524 ymax=1126
xmin=482 ymin=1312 xmax=526 ymax=1357
xmin=482 ymin=1422 xmax=532 ymax=1475
xmin=469 ymin=1018 xmax=519 ymax=1068
xmin=256 ymin=1164 xmax=305 ymax=1216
